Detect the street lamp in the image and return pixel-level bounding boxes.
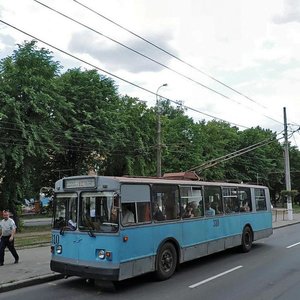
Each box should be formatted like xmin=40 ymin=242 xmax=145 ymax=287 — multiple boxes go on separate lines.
xmin=156 ymin=83 xmax=168 ymax=177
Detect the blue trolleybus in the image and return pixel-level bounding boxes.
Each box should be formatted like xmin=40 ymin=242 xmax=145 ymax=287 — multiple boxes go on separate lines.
xmin=50 ymin=175 xmax=273 ymax=282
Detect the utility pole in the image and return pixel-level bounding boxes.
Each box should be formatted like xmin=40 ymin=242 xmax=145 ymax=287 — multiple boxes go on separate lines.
xmin=156 ymin=83 xmax=168 ymax=177
xmin=283 ymin=107 xmax=293 ymax=220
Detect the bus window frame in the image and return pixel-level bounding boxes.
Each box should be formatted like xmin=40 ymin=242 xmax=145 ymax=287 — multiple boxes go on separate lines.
xmin=120 ymin=183 xmax=151 ymax=226
xmin=179 ymin=185 xmax=204 ymax=219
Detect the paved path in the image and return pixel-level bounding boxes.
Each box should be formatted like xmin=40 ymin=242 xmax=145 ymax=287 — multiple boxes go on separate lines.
xmin=1 ymin=213 xmax=300 ymax=293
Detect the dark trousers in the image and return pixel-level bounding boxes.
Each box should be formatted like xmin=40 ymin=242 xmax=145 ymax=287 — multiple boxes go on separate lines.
xmin=0 ymin=235 xmax=19 ymax=264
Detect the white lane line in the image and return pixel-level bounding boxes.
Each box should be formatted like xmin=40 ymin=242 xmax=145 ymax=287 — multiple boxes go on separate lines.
xmin=189 ymin=265 xmax=243 ymax=289
xmin=286 ymin=241 xmax=300 ymax=249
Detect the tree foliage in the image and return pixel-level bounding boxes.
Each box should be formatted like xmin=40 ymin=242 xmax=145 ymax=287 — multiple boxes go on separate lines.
xmin=0 ymin=40 xmax=299 ymax=219
xmin=0 ymin=41 xmax=69 ymax=219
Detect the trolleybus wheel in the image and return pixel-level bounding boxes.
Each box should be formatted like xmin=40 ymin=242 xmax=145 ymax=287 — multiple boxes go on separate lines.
xmin=155 ymin=242 xmax=177 ymax=280
xmin=241 ymin=226 xmax=253 ymax=253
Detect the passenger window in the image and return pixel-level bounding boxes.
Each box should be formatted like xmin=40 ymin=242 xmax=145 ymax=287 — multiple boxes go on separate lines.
xmin=255 ymin=188 xmax=267 ymax=211
xmin=121 ymin=203 xmax=136 ymax=225
xmin=180 ymin=186 xmax=203 ymax=218
xmin=204 ymin=186 xmax=223 ymax=216
xmin=152 ymin=202 xmax=165 ymax=221
xmin=152 ymin=184 xmax=180 ymax=221
xmin=120 ymin=184 xmax=151 ymax=226
xmin=238 ymin=187 xmax=252 ymax=212
xmin=137 ymin=202 xmax=151 ymax=223
xmin=222 ymin=187 xmax=239 ymax=214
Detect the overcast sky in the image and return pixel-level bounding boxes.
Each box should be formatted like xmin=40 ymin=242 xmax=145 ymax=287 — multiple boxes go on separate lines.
xmin=0 ymin=0 xmax=299 ymax=148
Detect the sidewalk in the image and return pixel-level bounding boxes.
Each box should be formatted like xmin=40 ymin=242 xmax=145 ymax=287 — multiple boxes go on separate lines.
xmin=1 ymin=213 xmax=300 ymax=293
xmin=0 ymin=246 xmax=63 ymax=293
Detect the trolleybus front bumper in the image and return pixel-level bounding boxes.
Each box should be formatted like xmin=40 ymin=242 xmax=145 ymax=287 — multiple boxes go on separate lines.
xmin=50 ymin=260 xmax=119 ymax=281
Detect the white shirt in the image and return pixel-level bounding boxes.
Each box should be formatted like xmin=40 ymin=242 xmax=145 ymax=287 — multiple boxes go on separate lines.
xmin=0 ymin=218 xmax=17 ymax=236
xmin=122 ymin=209 xmax=135 ymax=224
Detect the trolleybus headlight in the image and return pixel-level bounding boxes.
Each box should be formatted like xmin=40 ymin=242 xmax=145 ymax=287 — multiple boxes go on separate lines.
xmin=98 ymin=249 xmax=105 ymax=259
xmin=56 ymin=245 xmax=62 ymax=254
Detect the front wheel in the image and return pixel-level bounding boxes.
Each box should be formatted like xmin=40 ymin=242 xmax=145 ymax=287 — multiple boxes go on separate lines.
xmin=241 ymin=226 xmax=253 ymax=253
xmin=155 ymin=242 xmax=177 ymax=281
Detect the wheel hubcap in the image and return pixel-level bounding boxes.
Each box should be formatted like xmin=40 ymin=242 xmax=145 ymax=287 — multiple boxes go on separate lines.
xmin=161 ymin=250 xmax=173 ymax=272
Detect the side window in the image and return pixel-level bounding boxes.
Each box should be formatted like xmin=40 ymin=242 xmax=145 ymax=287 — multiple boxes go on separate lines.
xmin=223 ymin=187 xmax=239 ymax=214
xmin=137 ymin=202 xmax=151 ymax=223
xmin=121 ymin=203 xmax=136 ymax=225
xmin=121 ymin=202 xmax=151 ymax=225
xmin=121 ymin=184 xmax=151 ymax=226
xmin=238 ymin=187 xmax=252 ymax=212
xmin=255 ymin=188 xmax=267 ymax=211
xmin=204 ymin=186 xmax=223 ymax=216
xmin=180 ymin=186 xmax=203 ymax=218
xmin=152 ymin=184 xmax=180 ymax=221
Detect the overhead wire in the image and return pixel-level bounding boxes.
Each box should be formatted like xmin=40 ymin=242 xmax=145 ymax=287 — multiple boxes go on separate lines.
xmin=71 ymin=0 xmax=283 ymax=126
xmin=32 ymin=1 xmax=238 ymax=103
xmin=187 ymin=132 xmax=285 ymax=173
xmin=1 ymin=6 xmax=298 ymax=167
xmin=34 ymin=0 xmax=283 ymax=126
xmin=0 ymin=19 xmax=250 ymax=129
xmin=72 ymin=0 xmax=267 ymax=109
xmin=0 ymin=119 xmax=169 ymax=155
xmin=288 ymin=125 xmax=300 ymax=148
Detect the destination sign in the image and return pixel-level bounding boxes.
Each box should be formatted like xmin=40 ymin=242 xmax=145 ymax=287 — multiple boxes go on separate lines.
xmin=64 ymin=177 xmax=96 ymax=189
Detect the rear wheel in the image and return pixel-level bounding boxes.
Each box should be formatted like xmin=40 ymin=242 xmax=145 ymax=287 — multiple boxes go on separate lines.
xmin=241 ymin=226 xmax=253 ymax=252
xmin=155 ymin=242 xmax=177 ymax=280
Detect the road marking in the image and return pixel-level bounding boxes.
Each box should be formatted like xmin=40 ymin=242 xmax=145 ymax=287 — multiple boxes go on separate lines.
xmin=286 ymin=241 xmax=300 ymax=249
xmin=189 ymin=265 xmax=243 ymax=289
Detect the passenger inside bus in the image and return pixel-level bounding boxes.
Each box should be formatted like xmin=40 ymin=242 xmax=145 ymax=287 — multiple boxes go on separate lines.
xmin=152 ymin=202 xmax=165 ymax=221
xmin=211 ymin=202 xmax=222 ymax=214
xmin=122 ymin=204 xmax=135 ymax=224
xmin=110 ymin=207 xmax=118 ymax=223
xmin=183 ymin=202 xmax=199 ymax=218
xmin=241 ymin=201 xmax=251 ymax=212
xmin=67 ymin=219 xmax=76 ymax=230
xmin=205 ymin=203 xmax=216 ymax=216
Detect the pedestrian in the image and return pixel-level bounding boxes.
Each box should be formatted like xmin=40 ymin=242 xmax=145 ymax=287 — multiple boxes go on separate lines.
xmin=0 ymin=209 xmax=19 ymax=266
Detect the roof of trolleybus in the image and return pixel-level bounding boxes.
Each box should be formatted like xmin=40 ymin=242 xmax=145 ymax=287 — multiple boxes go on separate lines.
xmin=55 ymin=175 xmax=268 ymax=190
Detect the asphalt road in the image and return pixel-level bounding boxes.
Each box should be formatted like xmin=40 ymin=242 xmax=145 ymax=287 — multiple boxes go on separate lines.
xmin=1 ymin=224 xmax=300 ymax=300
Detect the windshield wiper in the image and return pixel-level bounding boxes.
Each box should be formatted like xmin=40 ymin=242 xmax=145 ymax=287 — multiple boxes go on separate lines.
xmin=87 ymin=227 xmax=96 ymax=238
xmin=60 ymin=226 xmax=65 ymax=236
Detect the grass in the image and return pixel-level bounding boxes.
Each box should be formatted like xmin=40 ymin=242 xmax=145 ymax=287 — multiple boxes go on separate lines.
xmin=20 ymin=224 xmax=51 ymax=233
xmin=15 ymin=224 xmax=51 ymax=249
xmin=21 ymin=213 xmax=51 ymax=219
xmin=293 ymin=204 xmax=300 ymax=213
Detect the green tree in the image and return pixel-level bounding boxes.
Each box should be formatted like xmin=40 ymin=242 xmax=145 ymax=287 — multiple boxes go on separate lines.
xmin=0 ymin=41 xmax=70 ymax=221
xmin=198 ymin=120 xmax=239 ymax=180
xmin=52 ymin=68 xmax=121 ymax=177
xmin=289 ymin=146 xmax=300 ymax=203
xmin=160 ymin=100 xmax=204 ymax=174
xmin=105 ymin=95 xmax=157 ymax=176
xmin=230 ymin=127 xmax=284 ymax=201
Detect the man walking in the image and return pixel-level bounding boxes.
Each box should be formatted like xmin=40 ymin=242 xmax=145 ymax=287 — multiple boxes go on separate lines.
xmin=0 ymin=210 xmax=19 ymax=266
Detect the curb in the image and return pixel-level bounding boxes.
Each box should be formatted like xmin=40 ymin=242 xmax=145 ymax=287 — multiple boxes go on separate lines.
xmin=273 ymin=220 xmax=300 ymax=229
xmin=0 ymin=273 xmax=64 ymax=293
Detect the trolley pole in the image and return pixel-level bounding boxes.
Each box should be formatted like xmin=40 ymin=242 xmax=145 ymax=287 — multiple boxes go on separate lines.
xmin=283 ymin=107 xmax=293 ymax=220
